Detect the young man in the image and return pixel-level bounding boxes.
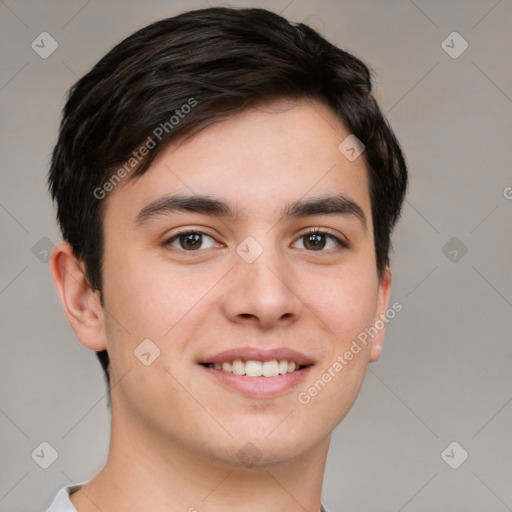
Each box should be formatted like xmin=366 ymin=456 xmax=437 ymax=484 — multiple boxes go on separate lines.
xmin=46 ymin=7 xmax=407 ymax=512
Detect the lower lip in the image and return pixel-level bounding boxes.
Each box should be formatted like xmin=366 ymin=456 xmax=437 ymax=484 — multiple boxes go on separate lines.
xmin=198 ymin=364 xmax=313 ymax=398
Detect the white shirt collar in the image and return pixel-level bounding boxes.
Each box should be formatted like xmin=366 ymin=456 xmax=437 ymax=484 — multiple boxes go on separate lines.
xmin=44 ymin=481 xmax=90 ymax=512
xmin=45 ymin=480 xmax=328 ymax=512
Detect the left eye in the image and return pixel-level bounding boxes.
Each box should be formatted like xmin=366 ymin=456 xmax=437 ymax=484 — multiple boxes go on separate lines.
xmin=293 ymin=231 xmax=344 ymax=251
xmin=166 ymin=231 xmax=217 ymax=251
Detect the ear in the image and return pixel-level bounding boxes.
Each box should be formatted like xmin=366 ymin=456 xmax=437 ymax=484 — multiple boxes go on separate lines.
xmin=369 ymin=266 xmax=392 ymax=362
xmin=49 ymin=242 xmax=107 ymax=352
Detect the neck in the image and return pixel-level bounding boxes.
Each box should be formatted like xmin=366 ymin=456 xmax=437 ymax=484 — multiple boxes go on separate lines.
xmin=70 ymin=404 xmax=329 ymax=512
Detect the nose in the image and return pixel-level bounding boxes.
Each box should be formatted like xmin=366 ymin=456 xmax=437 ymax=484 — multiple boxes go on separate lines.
xmin=219 ymin=243 xmax=303 ymax=329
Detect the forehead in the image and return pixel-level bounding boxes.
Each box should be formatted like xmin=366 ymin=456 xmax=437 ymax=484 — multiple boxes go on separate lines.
xmin=107 ymin=99 xmax=372 ymax=226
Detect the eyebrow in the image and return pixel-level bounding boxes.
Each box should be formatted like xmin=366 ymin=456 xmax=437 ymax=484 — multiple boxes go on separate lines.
xmin=135 ymin=193 xmax=367 ymax=230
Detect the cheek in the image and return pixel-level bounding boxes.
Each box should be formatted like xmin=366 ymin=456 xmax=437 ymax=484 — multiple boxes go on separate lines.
xmin=100 ymin=249 xmax=230 ymax=375
xmin=100 ymin=256 xmax=207 ymax=406
xmin=306 ymin=267 xmax=379 ymax=350
xmin=102 ymin=249 xmax=195 ymax=334
xmin=295 ymin=273 xmax=379 ymax=428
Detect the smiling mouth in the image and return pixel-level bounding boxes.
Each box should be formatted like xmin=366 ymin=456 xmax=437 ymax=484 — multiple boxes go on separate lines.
xmin=200 ymin=359 xmax=310 ymax=377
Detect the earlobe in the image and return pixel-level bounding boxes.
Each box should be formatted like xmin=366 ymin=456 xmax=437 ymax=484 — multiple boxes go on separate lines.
xmin=49 ymin=242 xmax=107 ymax=352
xmin=369 ymin=267 xmax=392 ymax=363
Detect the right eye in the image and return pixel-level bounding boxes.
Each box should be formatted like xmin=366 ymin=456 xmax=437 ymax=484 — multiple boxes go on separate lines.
xmin=164 ymin=231 xmax=218 ymax=251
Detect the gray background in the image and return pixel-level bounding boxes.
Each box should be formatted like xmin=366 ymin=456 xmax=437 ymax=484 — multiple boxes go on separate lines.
xmin=1 ymin=0 xmax=511 ymax=511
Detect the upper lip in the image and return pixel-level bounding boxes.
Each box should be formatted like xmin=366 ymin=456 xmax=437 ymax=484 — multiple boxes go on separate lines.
xmin=198 ymin=347 xmax=315 ymax=366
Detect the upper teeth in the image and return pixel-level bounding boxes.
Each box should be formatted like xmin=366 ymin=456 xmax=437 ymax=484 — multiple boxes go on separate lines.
xmin=207 ymin=359 xmax=300 ymax=377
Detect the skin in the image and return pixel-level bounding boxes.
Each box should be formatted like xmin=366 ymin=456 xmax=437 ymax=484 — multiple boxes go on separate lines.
xmin=50 ymin=99 xmax=391 ymax=512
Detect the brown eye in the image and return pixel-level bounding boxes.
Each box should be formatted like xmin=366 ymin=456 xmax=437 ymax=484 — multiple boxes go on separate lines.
xmin=166 ymin=231 xmax=216 ymax=251
xmin=303 ymin=233 xmax=327 ymax=250
xmin=293 ymin=230 xmax=347 ymax=251
xmin=179 ymin=233 xmax=202 ymax=250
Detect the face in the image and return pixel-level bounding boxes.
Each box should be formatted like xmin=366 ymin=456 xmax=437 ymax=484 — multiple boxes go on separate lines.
xmin=97 ymin=99 xmax=391 ymax=466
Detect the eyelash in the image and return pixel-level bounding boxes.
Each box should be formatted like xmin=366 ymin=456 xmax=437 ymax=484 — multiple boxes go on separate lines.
xmin=164 ymin=227 xmax=349 ymax=252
